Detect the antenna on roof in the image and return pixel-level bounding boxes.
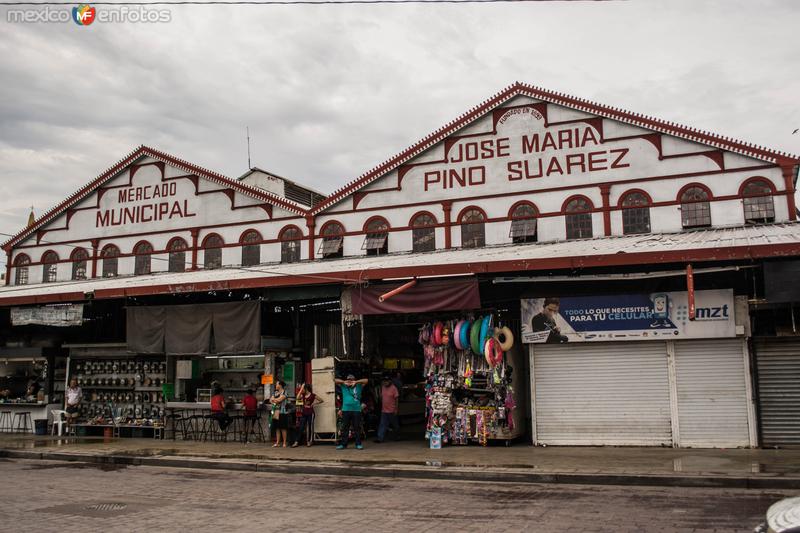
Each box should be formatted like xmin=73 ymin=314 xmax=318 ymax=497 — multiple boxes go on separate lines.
xmin=246 ymin=126 xmax=252 ymax=169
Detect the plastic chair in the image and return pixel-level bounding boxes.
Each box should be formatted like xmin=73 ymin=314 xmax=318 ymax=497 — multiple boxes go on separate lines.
xmin=50 ymin=409 xmax=68 ymax=436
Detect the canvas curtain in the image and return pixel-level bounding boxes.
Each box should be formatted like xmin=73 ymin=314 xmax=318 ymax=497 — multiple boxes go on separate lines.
xmin=350 ymin=278 xmax=481 ymax=315
xmin=127 ymin=301 xmax=260 ymax=354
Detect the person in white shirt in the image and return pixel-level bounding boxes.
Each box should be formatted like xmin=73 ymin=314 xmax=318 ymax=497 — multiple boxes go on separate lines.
xmin=65 ymin=377 xmax=82 ymax=428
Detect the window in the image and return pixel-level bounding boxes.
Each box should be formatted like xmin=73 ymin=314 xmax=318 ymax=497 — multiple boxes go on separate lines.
xmin=203 ymin=234 xmax=223 ymax=270
xmin=41 ymin=251 xmax=58 ymax=283
xmin=168 ymin=238 xmax=188 ymax=273
xmin=620 ymin=191 xmax=651 ymax=235
xmin=319 ymin=222 xmax=344 ymax=259
xmin=279 ymin=227 xmax=301 ymax=264
xmin=241 ymin=230 xmax=261 ymax=266
xmin=14 ymin=254 xmax=30 ymax=286
xmin=411 ymin=213 xmax=436 ymax=253
xmin=134 ymin=242 xmax=153 ymax=276
xmin=71 ymin=249 xmax=89 ymax=280
xmin=460 ymin=208 xmax=486 ymax=249
xmin=680 ymin=186 xmax=712 ymax=229
xmin=509 ymin=203 xmax=537 ymax=244
xmin=565 ymin=197 xmax=593 ymax=240
xmin=742 ymin=179 xmax=775 ymax=224
xmin=101 ymin=245 xmax=119 ymax=278
xmin=362 ymin=218 xmax=389 ymax=256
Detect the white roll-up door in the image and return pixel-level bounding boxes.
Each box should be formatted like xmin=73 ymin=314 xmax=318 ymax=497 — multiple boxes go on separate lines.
xmin=673 ymin=339 xmax=751 ymax=448
xmin=532 ymin=342 xmax=672 ymax=446
xmin=754 ymin=339 xmax=800 ymax=446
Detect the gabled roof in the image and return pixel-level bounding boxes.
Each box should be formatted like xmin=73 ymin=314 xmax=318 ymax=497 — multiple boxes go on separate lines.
xmin=2 ymin=145 xmax=308 ymax=251
xmin=311 ymin=81 xmax=800 ymax=214
xmin=237 ymin=166 xmax=327 ymax=197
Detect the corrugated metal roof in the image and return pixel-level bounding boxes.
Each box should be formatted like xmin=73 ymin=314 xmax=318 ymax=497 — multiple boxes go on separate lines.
xmin=2 ymin=223 xmax=800 ymax=304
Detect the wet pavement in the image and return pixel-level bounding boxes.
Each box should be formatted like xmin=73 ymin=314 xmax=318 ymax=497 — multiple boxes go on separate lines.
xmin=0 ymin=457 xmax=793 ymax=532
xmin=2 ymin=433 xmax=800 ymax=479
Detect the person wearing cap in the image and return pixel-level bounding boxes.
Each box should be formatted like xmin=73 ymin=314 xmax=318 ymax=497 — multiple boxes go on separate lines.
xmin=374 ymin=376 xmax=400 ymax=443
xmin=334 ymin=374 xmax=368 ymax=450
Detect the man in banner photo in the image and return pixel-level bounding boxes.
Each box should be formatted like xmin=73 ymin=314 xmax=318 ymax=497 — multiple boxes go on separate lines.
xmin=527 ymin=297 xmax=569 ymax=343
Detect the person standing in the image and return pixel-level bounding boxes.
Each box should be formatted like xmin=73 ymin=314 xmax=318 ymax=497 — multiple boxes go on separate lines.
xmin=292 ymin=383 xmax=322 ymax=447
xmin=374 ymin=376 xmax=400 ymax=443
xmin=64 ymin=377 xmax=82 ymax=431
xmin=270 ymin=380 xmax=289 ymax=448
xmin=240 ymin=388 xmax=259 ymax=442
xmin=335 ymin=374 xmax=367 ymax=450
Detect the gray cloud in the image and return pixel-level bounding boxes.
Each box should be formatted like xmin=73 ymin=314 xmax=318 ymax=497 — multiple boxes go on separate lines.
xmin=0 ymin=0 xmax=798 ymax=258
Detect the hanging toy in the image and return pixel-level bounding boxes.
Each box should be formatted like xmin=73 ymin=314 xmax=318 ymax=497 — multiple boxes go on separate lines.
xmin=469 ymin=317 xmax=483 ymax=355
xmin=494 ymin=325 xmax=515 ymax=352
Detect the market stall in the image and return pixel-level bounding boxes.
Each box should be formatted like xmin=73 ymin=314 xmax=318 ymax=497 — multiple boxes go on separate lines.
xmin=0 ymin=349 xmax=63 ymax=433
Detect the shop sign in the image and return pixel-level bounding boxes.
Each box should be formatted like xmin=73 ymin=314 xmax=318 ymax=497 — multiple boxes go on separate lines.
xmin=11 ymin=303 xmax=84 ymax=326
xmin=521 ymin=289 xmax=735 ymax=343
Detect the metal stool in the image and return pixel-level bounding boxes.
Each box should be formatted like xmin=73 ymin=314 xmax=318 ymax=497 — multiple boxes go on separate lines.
xmin=0 ymin=411 xmax=12 ymax=433
xmin=12 ymin=412 xmax=32 ymax=434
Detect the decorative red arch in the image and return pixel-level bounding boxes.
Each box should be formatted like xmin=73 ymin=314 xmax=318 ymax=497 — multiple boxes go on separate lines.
xmin=739 ymin=176 xmax=777 ymax=196
xmin=278 ymin=225 xmax=303 ymax=240
xmin=239 ymin=228 xmax=263 ymax=244
xmin=561 ymin=194 xmax=594 ymax=214
xmin=409 ymin=211 xmax=438 ymax=226
xmin=363 ymin=216 xmax=390 ymax=232
xmin=456 ymin=205 xmax=487 ymax=223
xmin=508 ymin=200 xmax=538 ymax=219
xmin=676 ymin=183 xmax=714 ymax=202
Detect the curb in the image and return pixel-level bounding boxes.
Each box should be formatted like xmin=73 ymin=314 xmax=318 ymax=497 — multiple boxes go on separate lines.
xmin=2 ymin=448 xmax=799 ymax=490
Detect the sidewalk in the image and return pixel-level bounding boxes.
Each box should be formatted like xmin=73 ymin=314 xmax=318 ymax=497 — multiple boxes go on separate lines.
xmin=2 ymin=433 xmax=800 ymax=489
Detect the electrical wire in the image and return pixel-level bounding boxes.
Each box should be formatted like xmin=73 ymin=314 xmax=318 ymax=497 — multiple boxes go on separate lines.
xmin=0 ymin=0 xmax=616 ymax=5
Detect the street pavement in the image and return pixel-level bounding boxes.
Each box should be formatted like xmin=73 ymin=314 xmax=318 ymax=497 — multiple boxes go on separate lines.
xmin=0 ymin=457 xmax=792 ymax=532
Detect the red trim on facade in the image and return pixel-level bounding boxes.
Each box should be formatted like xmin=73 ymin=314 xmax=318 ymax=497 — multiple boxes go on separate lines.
xmin=190 ymin=229 xmax=199 ymax=270
xmin=69 ymin=247 xmax=88 ymax=260
xmin=561 ymin=194 xmax=595 ymax=214
xmin=5 ymin=240 xmax=800 ymax=306
xmin=13 ymin=253 xmax=31 ymax=265
xmin=507 ymin=200 xmax=538 ymax=218
xmin=409 ymin=210 xmax=439 ymax=226
xmin=363 ymin=215 xmax=390 ymax=232
xmin=132 ymin=240 xmax=154 ymax=254
xmin=456 ymin=205 xmax=488 ymax=223
xmin=676 ymin=182 xmax=714 ymax=202
xmin=40 ymin=249 xmax=59 ymax=262
xmin=4 ymin=250 xmax=10 ymax=286
xmin=305 ymin=215 xmax=316 ymax=260
xmin=318 ymin=220 xmax=345 ymax=236
xmin=442 ymin=201 xmax=453 ymax=249
xmin=90 ymin=239 xmax=99 ymax=279
xmin=279 ymin=224 xmax=303 ymax=240
xmin=310 ymin=82 xmax=799 ymax=215
xmin=739 ymin=176 xmax=777 ymax=196
xmin=618 ymin=188 xmax=654 ymax=207
xmin=2 ymin=145 xmax=305 ymax=252
xmin=782 ymin=164 xmax=798 ymax=221
xmin=599 ymin=185 xmax=612 ymax=237
xmin=238 ymin=229 xmax=263 ymax=244
xmin=201 ymin=233 xmax=224 ymax=248
xmin=166 ymin=236 xmax=189 ymax=250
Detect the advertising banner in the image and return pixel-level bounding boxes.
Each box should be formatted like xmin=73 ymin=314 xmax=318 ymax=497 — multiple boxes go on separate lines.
xmin=11 ymin=304 xmax=84 ymax=327
xmin=521 ymin=289 xmax=735 ymax=343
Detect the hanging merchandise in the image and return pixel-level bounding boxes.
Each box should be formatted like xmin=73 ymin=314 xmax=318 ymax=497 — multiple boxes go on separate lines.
xmin=422 ymin=312 xmax=519 ymax=446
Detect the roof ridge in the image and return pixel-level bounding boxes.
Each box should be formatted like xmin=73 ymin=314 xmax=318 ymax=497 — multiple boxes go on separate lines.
xmin=2 ymin=145 xmax=308 ymax=251
xmin=311 ymin=82 xmax=799 ymax=214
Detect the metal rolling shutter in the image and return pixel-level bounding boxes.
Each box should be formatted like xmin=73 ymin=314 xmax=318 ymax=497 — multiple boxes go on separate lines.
xmin=755 ymin=339 xmax=800 ymax=446
xmin=533 ymin=342 xmax=672 ymax=446
xmin=673 ymin=339 xmax=750 ymax=448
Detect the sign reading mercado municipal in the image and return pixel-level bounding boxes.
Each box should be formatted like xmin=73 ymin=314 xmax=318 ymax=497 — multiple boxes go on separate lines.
xmin=521 ymin=289 xmax=735 ymax=343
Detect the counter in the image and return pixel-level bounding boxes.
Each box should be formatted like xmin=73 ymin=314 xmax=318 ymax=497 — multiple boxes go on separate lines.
xmin=0 ymin=402 xmax=59 ymax=432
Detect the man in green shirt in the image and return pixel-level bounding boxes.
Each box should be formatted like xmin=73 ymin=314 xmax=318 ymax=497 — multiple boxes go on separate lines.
xmin=335 ymin=374 xmax=368 ymax=450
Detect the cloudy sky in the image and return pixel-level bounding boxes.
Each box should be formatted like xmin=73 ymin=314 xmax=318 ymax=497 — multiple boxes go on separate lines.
xmin=0 ymin=0 xmax=798 ymax=260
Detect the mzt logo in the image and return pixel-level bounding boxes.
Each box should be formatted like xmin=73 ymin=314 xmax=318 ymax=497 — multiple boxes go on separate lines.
xmin=72 ymin=4 xmax=96 ymax=25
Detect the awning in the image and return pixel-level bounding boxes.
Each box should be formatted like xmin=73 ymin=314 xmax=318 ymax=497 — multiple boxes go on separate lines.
xmin=350 ymin=278 xmax=480 ymax=315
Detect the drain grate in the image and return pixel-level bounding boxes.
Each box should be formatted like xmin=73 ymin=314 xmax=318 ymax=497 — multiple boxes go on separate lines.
xmin=85 ymin=503 xmax=127 ymax=512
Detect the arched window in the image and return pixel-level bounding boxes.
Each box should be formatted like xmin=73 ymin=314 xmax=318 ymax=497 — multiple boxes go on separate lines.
xmin=134 ymin=241 xmax=153 ymax=275
xmin=168 ymin=238 xmax=188 ymax=273
xmin=411 ymin=212 xmax=436 ymax=253
xmin=101 ymin=245 xmax=119 ymax=278
xmin=459 ymin=208 xmax=486 ymax=249
xmin=319 ymin=222 xmax=344 ymax=259
xmin=279 ymin=226 xmax=301 ymax=264
xmin=620 ymin=191 xmax=651 ymax=235
xmin=565 ymin=197 xmax=593 ymax=240
xmin=42 ymin=251 xmax=58 ymax=283
xmin=362 ymin=217 xmax=389 ymax=256
xmin=13 ymin=254 xmax=30 ymax=286
xmin=509 ymin=203 xmax=538 ymax=244
xmin=680 ymin=185 xmax=712 ymax=229
xmin=241 ymin=230 xmax=262 ymax=267
xmin=742 ymin=179 xmax=775 ymax=224
xmin=203 ymin=234 xmax=223 ymax=270
xmin=71 ymin=248 xmax=89 ymax=280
